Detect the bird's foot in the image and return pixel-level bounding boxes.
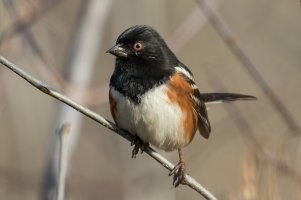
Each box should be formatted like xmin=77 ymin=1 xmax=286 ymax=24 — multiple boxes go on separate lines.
xmin=131 ymin=135 xmax=148 ymax=158
xmin=169 ymin=161 xmax=187 ymax=187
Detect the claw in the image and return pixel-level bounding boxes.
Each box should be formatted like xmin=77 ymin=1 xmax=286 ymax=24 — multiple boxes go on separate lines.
xmin=169 ymin=161 xmax=187 ymax=187
xmin=132 ymin=144 xmax=140 ymax=158
xmin=169 ymin=163 xmax=180 ymax=176
xmin=169 ymin=149 xmax=187 ymax=187
xmin=131 ymin=135 xmax=148 ymax=158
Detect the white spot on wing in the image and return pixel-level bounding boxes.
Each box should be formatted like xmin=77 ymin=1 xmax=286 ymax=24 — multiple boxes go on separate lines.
xmin=175 ymin=66 xmax=195 ymax=81
xmin=191 ymin=83 xmax=198 ymax=89
xmin=204 ymin=100 xmax=224 ymax=105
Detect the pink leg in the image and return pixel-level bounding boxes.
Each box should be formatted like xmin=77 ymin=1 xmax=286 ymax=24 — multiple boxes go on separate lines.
xmin=169 ymin=148 xmax=187 ymax=187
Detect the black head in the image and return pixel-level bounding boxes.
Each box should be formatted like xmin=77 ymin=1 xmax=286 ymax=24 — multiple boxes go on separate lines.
xmin=107 ymin=25 xmax=178 ymax=77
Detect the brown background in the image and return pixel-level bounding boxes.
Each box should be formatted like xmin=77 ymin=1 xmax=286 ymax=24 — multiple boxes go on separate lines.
xmin=0 ymin=0 xmax=301 ymax=199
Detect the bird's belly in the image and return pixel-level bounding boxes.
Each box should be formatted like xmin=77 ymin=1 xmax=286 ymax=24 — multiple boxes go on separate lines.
xmin=111 ymin=85 xmax=186 ymax=151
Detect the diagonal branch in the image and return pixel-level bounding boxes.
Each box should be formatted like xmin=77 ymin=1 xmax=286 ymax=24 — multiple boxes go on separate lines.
xmin=166 ymin=0 xmax=222 ymax=53
xmin=206 ymin=71 xmax=301 ymax=185
xmin=0 ymin=0 xmax=62 ymax=46
xmin=0 ymin=55 xmax=218 ymax=200
xmin=197 ymin=0 xmax=299 ymax=133
xmin=2 ymin=0 xmax=66 ymax=89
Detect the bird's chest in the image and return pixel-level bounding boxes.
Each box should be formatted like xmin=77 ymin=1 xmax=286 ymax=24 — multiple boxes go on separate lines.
xmin=110 ymin=85 xmax=186 ymax=151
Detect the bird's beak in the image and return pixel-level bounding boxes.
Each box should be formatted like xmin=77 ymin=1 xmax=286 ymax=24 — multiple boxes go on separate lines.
xmin=106 ymin=44 xmax=128 ymax=58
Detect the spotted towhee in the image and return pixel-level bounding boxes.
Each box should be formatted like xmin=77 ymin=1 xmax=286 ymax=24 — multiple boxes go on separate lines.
xmin=107 ymin=25 xmax=256 ymax=186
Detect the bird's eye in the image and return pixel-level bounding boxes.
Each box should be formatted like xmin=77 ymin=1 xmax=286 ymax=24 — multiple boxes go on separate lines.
xmin=133 ymin=42 xmax=143 ymax=52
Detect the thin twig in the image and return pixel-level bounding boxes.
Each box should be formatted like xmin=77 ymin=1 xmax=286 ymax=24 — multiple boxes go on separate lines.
xmin=0 ymin=0 xmax=109 ymax=106
xmin=41 ymin=1 xmax=114 ymax=199
xmin=0 ymin=0 xmax=61 ymax=46
xmin=197 ymin=0 xmax=299 ymax=133
xmin=2 ymin=0 xmax=66 ymax=89
xmin=57 ymin=123 xmax=71 ymax=200
xmin=0 ymin=56 xmax=218 ymax=200
xmin=206 ymin=71 xmax=301 ymax=185
xmin=166 ymin=0 xmax=222 ymax=53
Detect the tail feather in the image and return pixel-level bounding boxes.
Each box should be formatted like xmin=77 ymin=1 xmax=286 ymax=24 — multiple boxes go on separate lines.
xmin=201 ymin=93 xmax=257 ymax=104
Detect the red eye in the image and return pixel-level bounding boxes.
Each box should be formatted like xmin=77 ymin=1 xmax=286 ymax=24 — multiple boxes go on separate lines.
xmin=133 ymin=42 xmax=143 ymax=52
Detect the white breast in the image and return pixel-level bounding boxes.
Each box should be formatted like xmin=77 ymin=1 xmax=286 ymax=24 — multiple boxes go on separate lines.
xmin=110 ymin=85 xmax=185 ymax=151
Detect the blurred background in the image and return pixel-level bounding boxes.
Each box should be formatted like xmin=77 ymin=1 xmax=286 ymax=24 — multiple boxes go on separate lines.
xmin=0 ymin=0 xmax=301 ymax=199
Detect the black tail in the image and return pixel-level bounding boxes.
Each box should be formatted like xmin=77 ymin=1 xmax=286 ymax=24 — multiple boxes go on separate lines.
xmin=201 ymin=93 xmax=257 ymax=104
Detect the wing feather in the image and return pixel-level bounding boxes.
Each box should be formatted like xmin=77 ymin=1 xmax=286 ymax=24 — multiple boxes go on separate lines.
xmin=191 ymin=89 xmax=211 ymax=139
xmin=175 ymin=65 xmax=211 ymax=139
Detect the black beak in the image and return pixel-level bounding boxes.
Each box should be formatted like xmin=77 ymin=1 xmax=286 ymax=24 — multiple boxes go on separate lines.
xmin=106 ymin=44 xmax=128 ymax=58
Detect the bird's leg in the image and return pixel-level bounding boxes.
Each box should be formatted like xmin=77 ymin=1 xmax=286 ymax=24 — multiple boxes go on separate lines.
xmin=131 ymin=135 xmax=148 ymax=158
xmin=169 ymin=148 xmax=187 ymax=187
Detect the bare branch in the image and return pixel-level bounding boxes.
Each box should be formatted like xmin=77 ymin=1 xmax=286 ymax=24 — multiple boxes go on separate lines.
xmin=197 ymin=0 xmax=299 ymax=133
xmin=57 ymin=123 xmax=71 ymax=200
xmin=166 ymin=0 xmax=222 ymax=53
xmin=206 ymin=71 xmax=301 ymax=185
xmin=41 ymin=1 xmax=114 ymax=199
xmin=0 ymin=56 xmax=218 ymax=200
xmin=2 ymin=0 xmax=66 ymax=89
xmin=0 ymin=0 xmax=62 ymax=46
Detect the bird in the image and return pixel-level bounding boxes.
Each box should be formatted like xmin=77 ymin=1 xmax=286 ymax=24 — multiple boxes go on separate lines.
xmin=107 ymin=25 xmax=256 ymax=186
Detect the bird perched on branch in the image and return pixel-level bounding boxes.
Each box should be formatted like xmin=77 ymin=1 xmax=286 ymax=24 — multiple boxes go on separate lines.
xmin=107 ymin=25 xmax=256 ymax=186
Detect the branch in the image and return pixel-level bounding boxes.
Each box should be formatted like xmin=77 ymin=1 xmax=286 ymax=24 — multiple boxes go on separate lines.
xmin=3 ymin=0 xmax=66 ymax=90
xmin=206 ymin=71 xmax=301 ymax=185
xmin=0 ymin=0 xmax=62 ymax=46
xmin=41 ymin=1 xmax=114 ymax=199
xmin=57 ymin=123 xmax=72 ymax=200
xmin=0 ymin=56 xmax=218 ymax=200
xmin=197 ymin=0 xmax=299 ymax=133
xmin=166 ymin=0 xmax=223 ymax=53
